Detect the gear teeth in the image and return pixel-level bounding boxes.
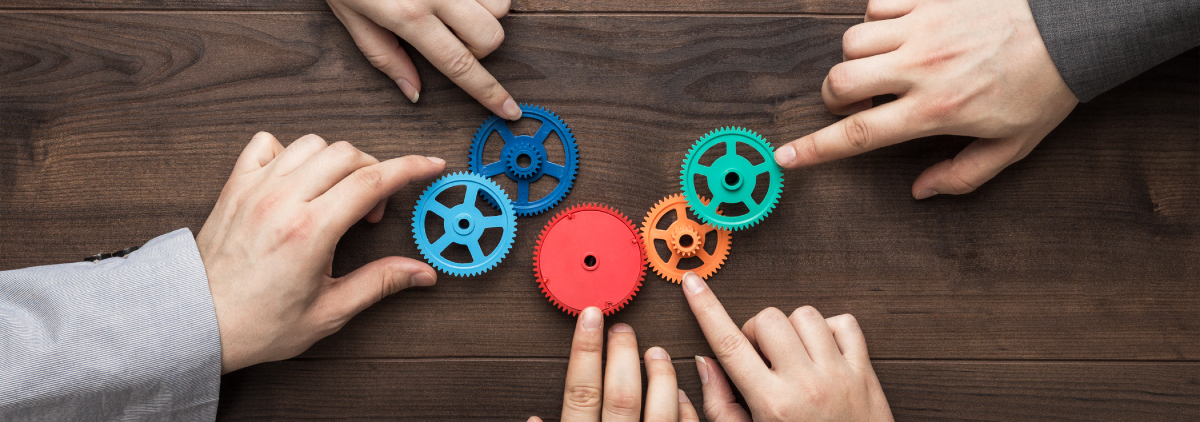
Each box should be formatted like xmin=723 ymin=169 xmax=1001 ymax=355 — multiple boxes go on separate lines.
xmin=469 ymin=104 xmax=578 ymax=216
xmin=413 ymin=172 xmax=517 ymax=277
xmin=680 ymin=127 xmax=784 ymax=231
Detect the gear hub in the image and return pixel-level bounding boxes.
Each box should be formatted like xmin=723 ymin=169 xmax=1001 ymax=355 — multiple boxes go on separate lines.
xmin=641 ymin=194 xmax=732 ymax=283
xmin=534 ymin=204 xmax=646 ymax=316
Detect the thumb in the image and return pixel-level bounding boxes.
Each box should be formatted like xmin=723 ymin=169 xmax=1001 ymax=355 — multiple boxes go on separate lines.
xmin=332 ymin=6 xmax=422 ymax=103
xmin=911 ymin=137 xmax=1037 ymax=199
xmin=321 ymin=256 xmax=437 ymax=318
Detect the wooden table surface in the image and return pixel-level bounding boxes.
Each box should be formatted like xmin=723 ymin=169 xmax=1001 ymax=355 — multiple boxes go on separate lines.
xmin=2 ymin=0 xmax=1198 ymax=420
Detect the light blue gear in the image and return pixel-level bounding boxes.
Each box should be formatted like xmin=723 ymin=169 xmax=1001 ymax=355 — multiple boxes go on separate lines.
xmin=468 ymin=104 xmax=578 ymax=216
xmin=412 ymin=172 xmax=518 ymax=277
xmin=680 ymin=127 xmax=785 ymax=231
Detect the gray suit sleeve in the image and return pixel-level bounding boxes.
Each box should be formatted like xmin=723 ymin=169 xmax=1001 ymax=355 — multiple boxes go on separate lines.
xmin=0 ymin=228 xmax=222 ymax=421
xmin=1027 ymin=0 xmax=1200 ymax=102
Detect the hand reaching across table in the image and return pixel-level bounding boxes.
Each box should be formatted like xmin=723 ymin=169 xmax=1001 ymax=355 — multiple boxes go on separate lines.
xmin=327 ymin=0 xmax=523 ymax=120
xmin=198 ymin=132 xmax=446 ymax=372
xmin=682 ymin=272 xmax=893 ymax=421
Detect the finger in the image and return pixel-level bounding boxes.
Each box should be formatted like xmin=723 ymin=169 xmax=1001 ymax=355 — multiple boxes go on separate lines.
xmin=475 ymin=0 xmax=510 ymax=18
xmin=910 ymin=137 xmax=1033 ymax=199
xmin=823 ymin=53 xmax=910 ymax=115
xmin=842 ymin=19 xmax=908 ymax=61
xmin=312 ymin=155 xmax=446 ymax=234
xmin=826 ymin=314 xmax=872 ymax=370
xmin=561 ymin=307 xmax=605 ymax=422
xmin=364 ymin=199 xmax=388 ymax=224
xmin=527 ymin=417 xmax=543 ymax=422
xmin=788 ymin=306 xmax=841 ymax=366
xmin=678 ymin=390 xmax=700 ymax=422
xmin=232 ymin=132 xmax=285 ymax=176
xmin=318 ymin=256 xmax=437 ymax=320
xmin=680 ymin=273 xmax=771 ymax=388
xmin=388 ymin=19 xmax=521 ymax=120
xmin=864 ymin=0 xmax=918 ymax=22
xmin=744 ymin=308 xmax=808 ymax=372
xmin=602 ymin=324 xmax=642 ymax=422
xmin=288 ymin=141 xmax=380 ymax=201
xmin=643 ymin=347 xmax=679 ymax=422
xmin=332 ymin=7 xmax=421 ymax=103
xmin=739 ymin=314 xmax=765 ymax=359
xmin=774 ymin=98 xmax=927 ymax=169
xmin=267 ymin=134 xmax=329 ymax=177
xmin=434 ymin=0 xmax=505 ymax=58
xmin=694 ymin=356 xmax=752 ymax=422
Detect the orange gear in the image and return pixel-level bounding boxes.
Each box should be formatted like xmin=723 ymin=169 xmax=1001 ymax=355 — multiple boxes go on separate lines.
xmin=640 ymin=194 xmax=732 ymax=283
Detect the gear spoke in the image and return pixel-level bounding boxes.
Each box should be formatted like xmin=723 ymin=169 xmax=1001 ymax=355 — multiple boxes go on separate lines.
xmin=544 ymin=162 xmax=566 ymax=179
xmin=517 ymin=180 xmax=530 ymax=202
xmin=467 ymin=241 xmax=486 ymax=262
xmin=495 ymin=124 xmax=517 ymax=144
xmin=426 ymin=201 xmax=453 ymax=219
xmin=651 ymin=228 xmax=670 ymax=240
xmin=463 ymin=185 xmax=479 ymax=207
xmin=480 ymin=215 xmax=508 ymax=229
xmin=480 ymin=161 xmax=506 ymax=177
xmin=725 ymin=139 xmax=737 ymax=157
xmin=696 ymin=248 xmax=712 ymax=261
xmin=667 ymin=254 xmax=681 ymax=267
xmin=532 ymin=120 xmax=554 ymax=143
xmin=430 ymin=235 xmax=454 ymax=254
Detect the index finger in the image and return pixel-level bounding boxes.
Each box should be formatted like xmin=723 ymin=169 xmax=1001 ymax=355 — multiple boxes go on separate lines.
xmin=390 ymin=19 xmax=521 ymax=120
xmin=680 ymin=272 xmax=771 ymax=387
xmin=774 ymin=98 xmax=927 ymax=168
xmin=561 ymin=307 xmax=605 ymax=422
xmin=312 ymin=155 xmax=445 ymax=234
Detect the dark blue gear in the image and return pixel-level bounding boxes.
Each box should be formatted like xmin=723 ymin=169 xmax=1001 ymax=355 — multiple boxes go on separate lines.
xmin=468 ymin=104 xmax=578 ymax=216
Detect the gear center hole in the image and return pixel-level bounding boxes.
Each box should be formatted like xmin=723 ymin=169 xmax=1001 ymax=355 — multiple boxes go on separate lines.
xmin=583 ymin=254 xmax=598 ymax=270
xmin=517 ymin=153 xmax=532 ymax=169
xmin=679 ymin=234 xmax=694 ymax=248
xmin=724 ymin=172 xmax=740 ymax=188
xmin=458 ymin=219 xmax=470 ymax=229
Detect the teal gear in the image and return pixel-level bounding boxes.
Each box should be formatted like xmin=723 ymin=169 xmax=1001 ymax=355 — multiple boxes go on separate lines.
xmin=680 ymin=127 xmax=784 ymax=231
xmin=412 ymin=172 xmax=518 ymax=277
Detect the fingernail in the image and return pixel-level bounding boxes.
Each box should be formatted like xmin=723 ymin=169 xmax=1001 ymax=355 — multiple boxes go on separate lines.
xmin=915 ymin=188 xmax=938 ymax=200
xmin=694 ymin=356 xmax=709 ymax=385
xmin=410 ymin=271 xmax=436 ymax=287
xmin=581 ymin=307 xmax=602 ymax=331
xmin=774 ymin=144 xmax=796 ymax=167
xmin=501 ymin=98 xmax=522 ymax=120
xmin=647 ymin=347 xmax=669 ymax=360
xmin=678 ymin=389 xmax=690 ymax=403
xmin=425 ymin=156 xmax=445 ymax=165
xmin=396 ymin=79 xmax=419 ymax=103
xmin=683 ymin=272 xmax=706 ymax=295
xmin=611 ymin=323 xmax=633 ymax=333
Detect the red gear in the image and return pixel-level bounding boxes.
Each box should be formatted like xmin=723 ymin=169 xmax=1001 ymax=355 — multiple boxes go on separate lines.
xmin=534 ymin=204 xmax=646 ymax=316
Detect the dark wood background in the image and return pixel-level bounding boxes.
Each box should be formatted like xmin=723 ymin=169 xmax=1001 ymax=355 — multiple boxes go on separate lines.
xmin=1 ymin=0 xmax=1197 ymax=419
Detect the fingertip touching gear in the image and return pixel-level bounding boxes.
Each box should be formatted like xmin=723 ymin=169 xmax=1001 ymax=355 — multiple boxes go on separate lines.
xmin=641 ymin=194 xmax=732 ymax=283
xmin=469 ymin=104 xmax=578 ymax=216
xmin=680 ymin=127 xmax=784 ymax=231
xmin=413 ymin=172 xmax=518 ymax=277
xmin=534 ymin=204 xmax=646 ymax=316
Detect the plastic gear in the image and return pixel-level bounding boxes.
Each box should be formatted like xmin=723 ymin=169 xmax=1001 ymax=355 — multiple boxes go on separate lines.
xmin=504 ymin=142 xmax=543 ymax=180
xmin=534 ymin=204 xmax=646 ymax=316
xmin=641 ymin=194 xmax=732 ymax=283
xmin=412 ymin=172 xmax=518 ymax=277
xmin=469 ymin=104 xmax=579 ymax=216
xmin=680 ymin=127 xmax=784 ymax=231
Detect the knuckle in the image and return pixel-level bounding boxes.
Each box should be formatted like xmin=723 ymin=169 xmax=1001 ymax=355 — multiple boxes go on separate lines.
xmin=841 ymin=25 xmax=864 ymax=54
xmin=834 ymin=313 xmax=860 ymax=330
xmin=947 ymin=169 xmax=982 ymax=194
xmin=919 ymin=93 xmax=963 ymax=120
xmin=275 ymin=210 xmax=316 ymax=244
xmin=482 ymin=26 xmax=505 ymax=52
xmin=328 ymin=141 xmax=360 ymax=159
xmin=352 ymin=166 xmax=385 ymax=191
xmin=713 ymin=330 xmax=751 ymax=357
xmin=297 ymin=133 xmax=327 ymax=146
xmin=564 ymin=384 xmax=602 ymax=411
xmin=391 ymin=2 xmax=428 ymax=24
xmin=825 ymin=65 xmax=855 ymax=100
xmin=603 ymin=387 xmax=641 ymax=416
xmin=842 ymin=114 xmax=874 ymax=152
xmin=442 ymin=49 xmax=478 ymax=80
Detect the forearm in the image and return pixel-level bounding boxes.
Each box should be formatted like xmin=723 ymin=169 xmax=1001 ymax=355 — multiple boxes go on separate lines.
xmin=0 ymin=229 xmax=221 ymax=420
xmin=1028 ymin=0 xmax=1200 ymax=102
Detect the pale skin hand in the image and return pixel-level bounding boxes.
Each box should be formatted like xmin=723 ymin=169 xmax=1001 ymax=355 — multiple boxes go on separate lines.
xmin=774 ymin=0 xmax=1079 ymax=199
xmin=197 ymin=132 xmax=445 ymax=373
xmin=327 ymin=0 xmax=523 ymax=120
xmin=681 ymin=273 xmax=893 ymax=422
xmin=528 ymin=307 xmax=701 ymax=422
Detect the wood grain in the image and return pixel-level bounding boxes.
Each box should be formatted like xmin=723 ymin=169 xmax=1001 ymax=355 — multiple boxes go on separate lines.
xmin=1 ymin=13 xmax=1197 ymax=363
xmin=216 ymin=359 xmax=1200 ymax=421
xmin=0 ymin=0 xmax=869 ymax=14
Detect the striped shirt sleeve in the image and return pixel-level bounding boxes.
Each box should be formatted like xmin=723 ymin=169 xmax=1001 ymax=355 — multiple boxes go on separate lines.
xmin=1 ymin=228 xmax=221 ymax=421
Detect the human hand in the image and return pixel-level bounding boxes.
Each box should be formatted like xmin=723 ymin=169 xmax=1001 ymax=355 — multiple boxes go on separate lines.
xmin=774 ymin=0 xmax=1078 ymax=199
xmin=196 ymin=132 xmax=445 ymax=373
xmin=327 ymin=0 xmax=522 ymax=120
xmin=527 ymin=307 xmax=700 ymax=422
xmin=681 ymin=273 xmax=893 ymax=421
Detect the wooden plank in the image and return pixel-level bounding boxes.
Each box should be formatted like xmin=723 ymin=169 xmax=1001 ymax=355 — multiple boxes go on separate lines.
xmin=1 ymin=12 xmax=1197 ymax=363
xmin=215 ymin=359 xmax=1200 ymax=420
xmin=0 ymin=0 xmax=869 ymax=14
